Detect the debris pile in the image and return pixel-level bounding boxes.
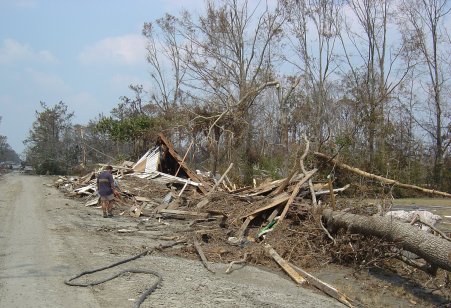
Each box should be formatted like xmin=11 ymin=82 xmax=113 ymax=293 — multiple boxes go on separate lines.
xmin=54 ymin=133 xmax=451 ymax=307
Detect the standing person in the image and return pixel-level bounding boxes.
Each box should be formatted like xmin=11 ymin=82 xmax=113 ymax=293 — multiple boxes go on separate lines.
xmin=96 ymin=165 xmax=117 ymax=218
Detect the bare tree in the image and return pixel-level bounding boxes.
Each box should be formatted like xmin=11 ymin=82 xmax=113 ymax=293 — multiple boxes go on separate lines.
xmin=398 ymin=0 xmax=451 ymax=188
xmin=173 ymin=0 xmax=285 ymax=181
xmin=281 ymin=0 xmax=343 ymax=149
xmin=339 ymin=0 xmax=410 ymax=170
xmin=143 ymin=15 xmax=187 ymax=117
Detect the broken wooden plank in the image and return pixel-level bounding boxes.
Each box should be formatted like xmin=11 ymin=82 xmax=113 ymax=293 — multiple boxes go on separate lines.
xmin=207 ymin=163 xmax=234 ymax=195
xmin=236 ymin=215 xmax=255 ymax=239
xmin=289 ymin=263 xmax=354 ymax=307
xmin=129 ymin=205 xmax=143 ymax=218
xmin=134 ymin=196 xmax=152 ymax=202
xmin=278 ymin=168 xmax=317 ymax=223
xmin=178 ymin=180 xmax=189 ymax=197
xmin=74 ymin=184 xmax=96 ymax=195
xmin=240 ymin=192 xmax=290 ymax=220
xmin=175 ymin=140 xmax=194 ymax=177
xmin=264 ymin=244 xmax=305 ymax=284
xmin=80 ymin=172 xmax=95 ymax=185
xmin=193 ymin=239 xmax=215 ymax=273
xmin=306 ymin=184 xmax=350 ymax=196
xmin=266 ymin=208 xmax=279 ymax=223
xmin=159 ymin=209 xmax=210 ymax=218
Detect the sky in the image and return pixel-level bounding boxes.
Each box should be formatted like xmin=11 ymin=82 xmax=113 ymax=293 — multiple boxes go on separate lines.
xmin=0 ymin=0 xmax=203 ymax=156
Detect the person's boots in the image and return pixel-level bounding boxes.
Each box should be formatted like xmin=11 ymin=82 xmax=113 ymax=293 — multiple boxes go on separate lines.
xmin=102 ymin=201 xmax=108 ymax=218
xmin=107 ymin=203 xmax=113 ymax=217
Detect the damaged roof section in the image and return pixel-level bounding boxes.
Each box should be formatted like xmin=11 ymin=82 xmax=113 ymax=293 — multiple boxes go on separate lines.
xmin=132 ymin=133 xmax=211 ymax=194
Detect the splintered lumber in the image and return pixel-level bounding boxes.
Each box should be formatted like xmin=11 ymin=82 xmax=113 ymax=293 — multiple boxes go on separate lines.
xmin=175 ymin=140 xmax=194 ymax=177
xmin=193 ymin=239 xmax=215 ymax=273
xmin=74 ymin=184 xmax=96 ymax=195
xmin=134 ymin=196 xmax=152 ymax=202
xmin=314 ymin=152 xmax=451 ymax=198
xmin=240 ymin=192 xmax=291 ymax=220
xmin=278 ymin=168 xmax=317 ymax=223
xmin=309 ymin=184 xmax=350 ymax=196
xmin=267 ymin=208 xmax=279 ymax=223
xmin=159 ymin=209 xmax=210 ymax=218
xmin=289 ymin=263 xmax=354 ymax=307
xmin=264 ymin=244 xmax=306 ymax=284
xmin=207 ymin=163 xmax=234 ymax=195
xmin=236 ymin=215 xmax=255 ymax=239
xmin=322 ymin=209 xmax=451 ymax=272
xmin=178 ymin=180 xmax=189 ymax=197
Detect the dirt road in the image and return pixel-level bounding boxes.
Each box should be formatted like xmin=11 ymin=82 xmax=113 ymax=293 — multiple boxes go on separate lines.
xmin=0 ymin=173 xmax=342 ymax=308
xmin=0 ymin=173 xmax=98 ymax=307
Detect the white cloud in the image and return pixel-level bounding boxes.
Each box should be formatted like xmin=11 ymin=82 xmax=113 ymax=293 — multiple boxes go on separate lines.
xmin=79 ymin=34 xmax=147 ymax=66
xmin=25 ymin=68 xmax=70 ymax=92
xmin=0 ymin=38 xmax=58 ymax=65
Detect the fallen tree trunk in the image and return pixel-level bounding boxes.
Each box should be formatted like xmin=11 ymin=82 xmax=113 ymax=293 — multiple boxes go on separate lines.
xmin=314 ymin=152 xmax=451 ymax=198
xmin=322 ymin=209 xmax=451 ymax=272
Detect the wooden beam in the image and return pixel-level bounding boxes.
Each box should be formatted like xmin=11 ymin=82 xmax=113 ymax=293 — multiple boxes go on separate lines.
xmin=264 ymin=244 xmax=305 ymax=284
xmin=193 ymin=239 xmax=215 ymax=273
xmin=278 ymin=169 xmax=317 ymax=223
xmin=159 ymin=209 xmax=210 ymax=218
xmin=289 ymin=263 xmax=354 ymax=307
xmin=240 ymin=192 xmax=290 ymax=220
xmin=175 ymin=140 xmax=194 ymax=177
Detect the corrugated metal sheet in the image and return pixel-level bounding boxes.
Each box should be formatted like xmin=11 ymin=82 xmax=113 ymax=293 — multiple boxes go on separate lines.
xmin=145 ymin=148 xmax=160 ymax=173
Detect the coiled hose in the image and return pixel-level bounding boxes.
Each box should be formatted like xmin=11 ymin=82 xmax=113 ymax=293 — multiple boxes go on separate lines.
xmin=64 ymin=241 xmax=185 ymax=308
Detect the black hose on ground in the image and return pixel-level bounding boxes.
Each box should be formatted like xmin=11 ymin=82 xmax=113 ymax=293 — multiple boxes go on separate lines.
xmin=64 ymin=248 xmax=165 ymax=308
